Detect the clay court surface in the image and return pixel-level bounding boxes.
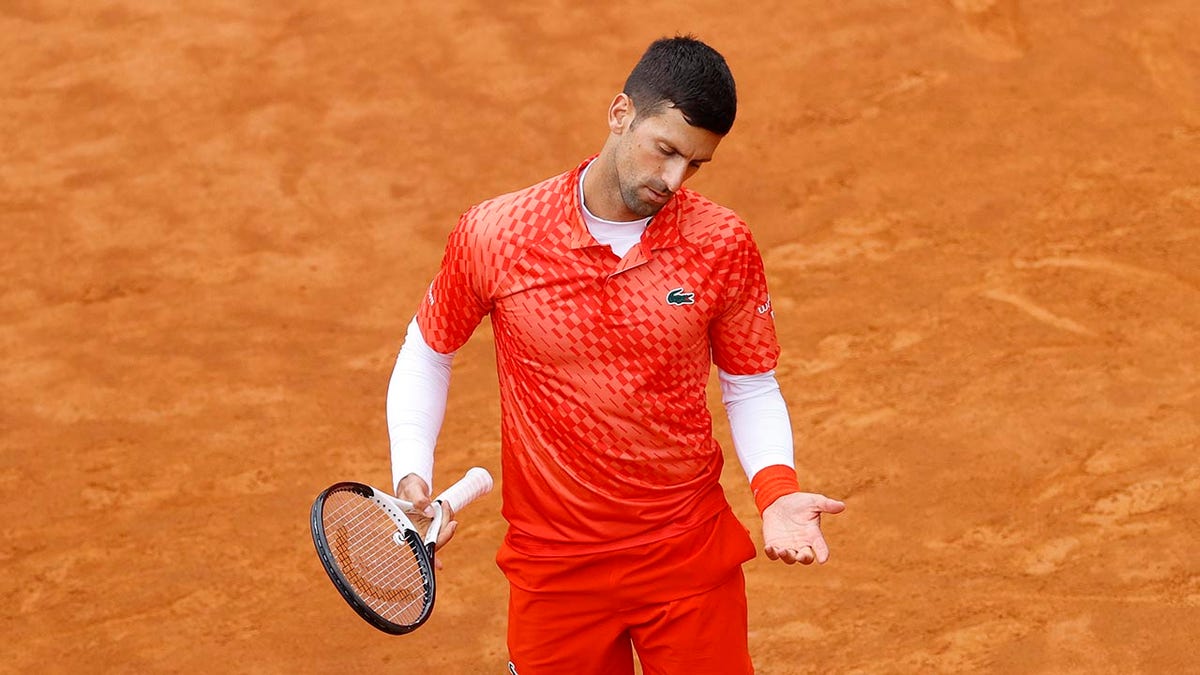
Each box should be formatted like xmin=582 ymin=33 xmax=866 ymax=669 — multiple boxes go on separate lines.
xmin=3 ymin=1 xmax=1199 ymax=672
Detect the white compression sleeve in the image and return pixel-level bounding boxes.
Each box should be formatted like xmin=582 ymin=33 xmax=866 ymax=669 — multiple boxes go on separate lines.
xmin=718 ymin=369 xmax=796 ymax=482
xmin=387 ymin=316 xmax=455 ymax=493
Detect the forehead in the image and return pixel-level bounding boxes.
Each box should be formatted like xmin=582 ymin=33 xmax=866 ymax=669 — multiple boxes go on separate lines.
xmin=635 ymin=106 xmax=723 ymax=158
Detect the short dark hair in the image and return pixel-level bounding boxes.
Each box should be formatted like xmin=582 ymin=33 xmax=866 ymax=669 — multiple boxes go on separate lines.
xmin=622 ymin=35 xmax=737 ymax=136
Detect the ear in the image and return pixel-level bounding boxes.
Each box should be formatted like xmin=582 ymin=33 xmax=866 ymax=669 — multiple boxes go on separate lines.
xmin=607 ymin=93 xmax=635 ymax=134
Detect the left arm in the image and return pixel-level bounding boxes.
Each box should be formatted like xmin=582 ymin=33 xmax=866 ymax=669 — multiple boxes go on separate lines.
xmin=712 ymin=222 xmax=844 ymax=565
xmin=720 ymin=368 xmax=846 ymax=565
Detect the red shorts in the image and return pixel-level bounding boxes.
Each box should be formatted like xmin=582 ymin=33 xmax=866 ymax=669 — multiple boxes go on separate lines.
xmin=500 ymin=508 xmax=757 ymax=674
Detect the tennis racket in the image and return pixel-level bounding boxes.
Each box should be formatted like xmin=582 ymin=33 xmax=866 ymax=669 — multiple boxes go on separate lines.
xmin=309 ymin=466 xmax=493 ymax=634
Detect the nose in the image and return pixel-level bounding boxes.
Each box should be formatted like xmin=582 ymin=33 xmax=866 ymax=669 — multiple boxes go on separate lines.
xmin=662 ymin=158 xmax=688 ymax=193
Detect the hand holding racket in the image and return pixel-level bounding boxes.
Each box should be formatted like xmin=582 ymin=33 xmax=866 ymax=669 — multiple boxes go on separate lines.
xmin=309 ymin=467 xmax=493 ymax=634
xmin=394 ymin=473 xmax=458 ymax=559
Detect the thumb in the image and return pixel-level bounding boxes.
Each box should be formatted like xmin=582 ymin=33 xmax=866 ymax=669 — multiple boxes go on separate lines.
xmin=820 ymin=497 xmax=847 ymax=514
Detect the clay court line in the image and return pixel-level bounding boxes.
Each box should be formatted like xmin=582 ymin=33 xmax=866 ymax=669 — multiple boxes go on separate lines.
xmin=979 ymin=288 xmax=1096 ymax=337
xmin=1010 ymin=255 xmax=1185 ymax=286
xmin=1011 ymin=255 xmax=1200 ymax=296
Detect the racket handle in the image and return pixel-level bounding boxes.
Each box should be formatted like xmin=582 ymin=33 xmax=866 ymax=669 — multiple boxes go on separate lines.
xmin=436 ymin=467 xmax=493 ymax=514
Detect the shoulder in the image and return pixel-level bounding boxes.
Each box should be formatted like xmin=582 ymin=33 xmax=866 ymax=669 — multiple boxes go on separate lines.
xmin=455 ymin=169 xmax=574 ymax=245
xmin=674 ymin=189 xmax=758 ymax=252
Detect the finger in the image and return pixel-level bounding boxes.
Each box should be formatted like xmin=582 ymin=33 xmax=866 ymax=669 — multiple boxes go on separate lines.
xmin=436 ymin=519 xmax=458 ymax=549
xmin=396 ymin=474 xmax=436 ymax=516
xmin=796 ymin=546 xmax=815 ymax=565
xmin=767 ymin=546 xmax=800 ymax=565
xmin=813 ymin=537 xmax=831 ymax=564
xmin=398 ymin=495 xmax=433 ymax=518
xmin=400 ymin=492 xmax=434 ymax=516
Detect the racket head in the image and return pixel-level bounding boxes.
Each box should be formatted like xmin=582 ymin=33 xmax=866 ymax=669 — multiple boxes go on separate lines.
xmin=309 ymin=482 xmax=436 ymax=634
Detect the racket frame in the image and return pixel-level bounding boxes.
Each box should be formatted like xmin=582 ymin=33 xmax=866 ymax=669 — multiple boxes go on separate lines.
xmin=310 ymin=483 xmax=441 ymax=635
xmin=310 ymin=467 xmax=492 ymax=635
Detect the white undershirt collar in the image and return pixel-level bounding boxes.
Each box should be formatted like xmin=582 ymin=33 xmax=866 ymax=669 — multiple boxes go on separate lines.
xmin=579 ymin=162 xmax=650 ymax=258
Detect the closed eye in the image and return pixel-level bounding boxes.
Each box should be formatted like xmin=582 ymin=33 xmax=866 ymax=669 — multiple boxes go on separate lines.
xmin=658 ymin=142 xmax=709 ymax=170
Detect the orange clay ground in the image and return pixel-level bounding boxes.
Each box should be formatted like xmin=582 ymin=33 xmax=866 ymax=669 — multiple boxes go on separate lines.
xmin=3 ymin=2 xmax=1198 ymax=673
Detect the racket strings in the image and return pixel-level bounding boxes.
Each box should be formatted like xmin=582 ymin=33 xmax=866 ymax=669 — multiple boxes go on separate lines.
xmin=322 ymin=491 xmax=431 ymax=623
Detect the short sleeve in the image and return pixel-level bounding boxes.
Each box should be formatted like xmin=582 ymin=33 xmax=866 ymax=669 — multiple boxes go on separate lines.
xmin=709 ymin=229 xmax=781 ymax=375
xmin=416 ymin=209 xmax=494 ymax=354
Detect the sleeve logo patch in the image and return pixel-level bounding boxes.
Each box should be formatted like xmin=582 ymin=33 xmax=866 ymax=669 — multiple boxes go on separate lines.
xmin=757 ymin=295 xmax=773 ymax=315
xmin=666 ymin=287 xmax=696 ymax=305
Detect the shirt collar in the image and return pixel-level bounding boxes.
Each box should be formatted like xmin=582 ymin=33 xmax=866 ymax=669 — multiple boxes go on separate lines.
xmin=567 ymin=156 xmax=686 ymax=252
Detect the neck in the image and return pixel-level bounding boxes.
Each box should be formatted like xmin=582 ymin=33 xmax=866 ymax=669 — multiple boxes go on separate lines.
xmin=581 ymin=147 xmax=637 ymax=222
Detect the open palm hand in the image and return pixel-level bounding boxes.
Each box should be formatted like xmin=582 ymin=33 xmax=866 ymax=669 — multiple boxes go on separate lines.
xmin=762 ymin=492 xmax=846 ymax=565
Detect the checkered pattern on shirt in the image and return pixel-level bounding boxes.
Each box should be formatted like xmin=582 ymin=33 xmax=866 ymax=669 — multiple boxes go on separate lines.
xmin=417 ymin=159 xmax=780 ymax=553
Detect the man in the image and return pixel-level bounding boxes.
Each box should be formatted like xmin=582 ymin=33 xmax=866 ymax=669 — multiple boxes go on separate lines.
xmin=386 ymin=35 xmax=845 ymax=674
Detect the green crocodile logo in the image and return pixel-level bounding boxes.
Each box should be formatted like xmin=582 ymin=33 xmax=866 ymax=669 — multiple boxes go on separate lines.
xmin=666 ymin=287 xmax=695 ymax=306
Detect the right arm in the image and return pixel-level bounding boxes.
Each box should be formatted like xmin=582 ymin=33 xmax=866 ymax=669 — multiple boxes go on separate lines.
xmin=387 ymin=316 xmax=454 ymax=507
xmin=390 ymin=206 xmax=494 ymax=498
xmin=386 ymin=315 xmax=460 ymax=552
xmin=389 ymin=205 xmax=502 ymax=546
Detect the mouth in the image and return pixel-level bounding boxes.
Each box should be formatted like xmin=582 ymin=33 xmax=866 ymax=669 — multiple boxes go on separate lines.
xmin=645 ymin=186 xmax=670 ymax=205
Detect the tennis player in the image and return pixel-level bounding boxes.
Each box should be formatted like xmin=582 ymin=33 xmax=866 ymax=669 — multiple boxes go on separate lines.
xmin=387 ymin=35 xmax=845 ymax=674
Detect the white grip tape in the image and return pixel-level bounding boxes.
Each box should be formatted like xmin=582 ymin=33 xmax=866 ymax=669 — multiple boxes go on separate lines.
xmin=435 ymin=467 xmax=493 ymax=514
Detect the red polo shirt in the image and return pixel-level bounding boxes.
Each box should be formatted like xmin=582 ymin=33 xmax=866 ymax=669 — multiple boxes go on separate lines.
xmin=418 ymin=158 xmax=779 ymax=571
